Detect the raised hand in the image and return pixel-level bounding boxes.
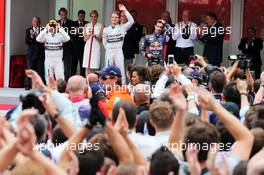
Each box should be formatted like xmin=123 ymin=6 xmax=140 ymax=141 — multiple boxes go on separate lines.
xmin=236 ymin=79 xmax=248 ymax=94
xmin=194 ymin=54 xmax=207 ymax=68
xmin=25 ymin=69 xmax=46 ymax=90
xmin=169 ymin=84 xmax=187 ymax=111
xmin=114 ymin=108 xmax=128 ymax=137
xmin=118 ymin=4 xmax=127 ymax=11
xmin=39 ymin=92 xmax=58 ymax=117
xmin=186 ymin=147 xmax=201 ymax=175
xmin=48 ymin=76 xmax=58 ymax=90
xmin=45 ymin=23 xmax=49 ymax=30
xmin=194 ymin=87 xmax=217 ymax=111
xmin=16 ymin=109 xmax=38 ymax=156
xmin=169 ymin=61 xmax=182 ymax=77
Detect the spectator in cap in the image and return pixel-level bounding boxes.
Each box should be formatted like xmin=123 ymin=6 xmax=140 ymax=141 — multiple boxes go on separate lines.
xmin=97 ymin=65 xmax=134 ymax=117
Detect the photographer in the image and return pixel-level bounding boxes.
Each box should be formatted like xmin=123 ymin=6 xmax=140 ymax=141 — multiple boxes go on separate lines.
xmin=238 ymin=27 xmax=263 ymax=79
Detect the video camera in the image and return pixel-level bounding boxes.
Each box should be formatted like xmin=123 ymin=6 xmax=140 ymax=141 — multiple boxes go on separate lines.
xmin=228 ymin=54 xmax=252 ymax=69
xmin=19 ymin=89 xmax=46 ymax=114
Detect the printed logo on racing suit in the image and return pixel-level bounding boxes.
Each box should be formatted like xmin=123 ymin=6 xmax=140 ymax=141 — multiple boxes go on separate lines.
xmin=45 ymin=42 xmax=63 ymax=50
xmin=106 ymin=33 xmax=124 ymax=43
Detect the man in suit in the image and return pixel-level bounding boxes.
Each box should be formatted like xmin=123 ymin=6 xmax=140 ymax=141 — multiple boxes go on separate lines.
xmin=199 ymin=13 xmax=224 ymax=67
xmin=57 ymin=7 xmax=74 ymax=81
xmin=121 ymin=10 xmax=143 ymax=70
xmin=160 ymin=11 xmax=176 ymax=63
xmin=238 ymin=27 xmax=263 ymax=79
xmin=25 ymin=17 xmax=45 ymax=89
xmin=72 ymin=10 xmax=88 ymax=77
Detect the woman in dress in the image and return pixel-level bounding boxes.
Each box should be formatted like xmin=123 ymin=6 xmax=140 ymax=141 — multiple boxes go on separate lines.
xmin=83 ymin=10 xmax=103 ymax=76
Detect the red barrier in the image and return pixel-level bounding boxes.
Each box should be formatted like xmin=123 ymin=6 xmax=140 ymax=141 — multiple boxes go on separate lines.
xmin=0 ymin=0 xmax=5 ymax=87
xmin=9 ymin=55 xmax=27 ymax=88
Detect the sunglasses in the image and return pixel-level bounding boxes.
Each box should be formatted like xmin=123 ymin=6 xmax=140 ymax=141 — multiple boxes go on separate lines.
xmin=101 ymin=75 xmax=116 ymax=81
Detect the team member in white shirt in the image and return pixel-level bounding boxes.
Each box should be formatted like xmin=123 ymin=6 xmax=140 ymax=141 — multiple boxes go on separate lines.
xmin=103 ymin=4 xmax=134 ymax=84
xmin=36 ymin=19 xmax=70 ymax=84
xmin=173 ymin=10 xmax=197 ymax=64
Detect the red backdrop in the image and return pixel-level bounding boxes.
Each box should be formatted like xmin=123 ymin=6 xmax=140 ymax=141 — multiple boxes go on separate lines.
xmin=178 ymin=0 xmax=231 ymax=40
xmin=116 ymin=0 xmax=166 ymax=33
xmin=243 ymin=0 xmax=264 ymax=38
xmin=0 ymin=0 xmax=5 ymax=87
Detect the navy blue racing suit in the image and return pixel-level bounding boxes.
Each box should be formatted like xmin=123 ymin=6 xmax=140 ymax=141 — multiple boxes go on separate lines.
xmin=140 ymin=33 xmax=167 ymax=66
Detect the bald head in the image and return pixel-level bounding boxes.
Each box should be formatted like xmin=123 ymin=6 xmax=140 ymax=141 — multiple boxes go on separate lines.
xmin=133 ymin=84 xmax=151 ymax=105
xmin=67 ymin=75 xmax=86 ymax=93
xmin=87 ymin=73 xmax=99 ymax=83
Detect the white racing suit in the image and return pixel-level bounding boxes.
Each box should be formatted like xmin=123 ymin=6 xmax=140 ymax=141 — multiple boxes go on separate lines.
xmin=36 ymin=28 xmax=70 ymax=83
xmin=103 ymin=10 xmax=134 ymax=84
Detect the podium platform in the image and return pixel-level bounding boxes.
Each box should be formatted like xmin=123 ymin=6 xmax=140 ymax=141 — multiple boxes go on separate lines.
xmin=0 ymin=88 xmax=27 ymax=116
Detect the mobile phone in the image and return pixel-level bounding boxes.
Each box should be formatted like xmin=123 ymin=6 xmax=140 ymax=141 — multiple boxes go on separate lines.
xmin=167 ymin=54 xmax=174 ymax=65
xmin=228 ymin=55 xmax=237 ymax=60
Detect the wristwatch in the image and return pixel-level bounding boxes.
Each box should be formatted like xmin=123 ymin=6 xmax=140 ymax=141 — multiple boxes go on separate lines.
xmin=84 ymin=122 xmax=93 ymax=130
xmin=240 ymin=93 xmax=248 ymax=97
xmin=187 ymin=95 xmax=195 ymax=101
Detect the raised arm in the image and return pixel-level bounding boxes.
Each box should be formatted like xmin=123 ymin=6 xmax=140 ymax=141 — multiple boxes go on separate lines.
xmin=168 ymin=85 xmax=187 ymax=157
xmin=58 ymin=24 xmax=70 ymax=43
xmin=254 ymin=71 xmax=264 ymax=104
xmin=39 ymin=92 xmax=76 ymax=138
xmin=36 ymin=25 xmax=48 ymax=43
xmin=226 ymin=60 xmax=239 ymax=82
xmin=119 ymin=4 xmax=134 ymax=32
xmin=114 ymin=108 xmax=146 ymax=166
xmin=152 ymin=66 xmax=170 ymax=98
xmin=236 ymin=79 xmax=250 ymax=123
xmin=16 ymin=112 xmax=67 ymax=175
xmin=195 ymin=87 xmax=254 ymax=160
xmin=0 ymin=139 xmax=18 ymax=172
xmin=105 ymin=122 xmax=134 ymax=163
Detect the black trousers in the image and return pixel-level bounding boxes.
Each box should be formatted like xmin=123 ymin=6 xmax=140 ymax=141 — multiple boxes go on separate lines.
xmin=174 ymin=47 xmax=194 ymax=65
xmin=72 ymin=41 xmax=85 ymax=77
xmin=25 ymin=57 xmax=45 ymax=88
xmin=63 ymin=53 xmax=72 ymax=82
xmin=251 ymin=64 xmax=261 ymax=79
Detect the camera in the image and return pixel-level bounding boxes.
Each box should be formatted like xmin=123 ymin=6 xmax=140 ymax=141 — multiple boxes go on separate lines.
xmin=19 ymin=89 xmax=46 ymax=114
xmin=228 ymin=54 xmax=252 ymax=69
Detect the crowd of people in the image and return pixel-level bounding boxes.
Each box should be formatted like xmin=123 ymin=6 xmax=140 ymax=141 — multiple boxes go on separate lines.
xmin=1 ymin=3 xmax=263 ymax=175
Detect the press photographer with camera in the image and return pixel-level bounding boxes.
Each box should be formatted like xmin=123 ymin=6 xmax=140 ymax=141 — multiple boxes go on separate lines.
xmin=238 ymin=27 xmax=263 ymax=79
